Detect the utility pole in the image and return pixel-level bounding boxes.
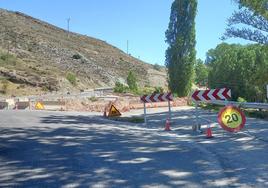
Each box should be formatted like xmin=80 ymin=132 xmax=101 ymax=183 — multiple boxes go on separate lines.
xmin=127 ymin=40 xmax=129 ymax=55
xmin=67 ymin=17 xmax=70 ymax=37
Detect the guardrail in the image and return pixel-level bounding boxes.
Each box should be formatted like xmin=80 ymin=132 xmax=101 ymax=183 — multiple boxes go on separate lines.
xmin=207 ymin=100 xmax=268 ymax=110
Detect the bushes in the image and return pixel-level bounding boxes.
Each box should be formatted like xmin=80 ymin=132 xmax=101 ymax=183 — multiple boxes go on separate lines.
xmin=0 ymin=79 xmax=9 ymax=94
xmin=66 ymin=72 xmax=76 ymax=85
xmin=0 ymin=53 xmax=17 ymax=66
xmin=153 ymin=63 xmax=162 ymax=71
xmin=72 ymin=54 xmax=82 ymax=60
xmin=114 ymin=82 xmax=128 ymax=93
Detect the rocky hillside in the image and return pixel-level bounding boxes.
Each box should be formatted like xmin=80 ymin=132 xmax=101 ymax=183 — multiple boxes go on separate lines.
xmin=0 ymin=8 xmax=167 ymax=96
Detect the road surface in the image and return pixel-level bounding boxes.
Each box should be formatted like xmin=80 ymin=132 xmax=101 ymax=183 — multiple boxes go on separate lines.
xmin=0 ymin=107 xmax=268 ymax=187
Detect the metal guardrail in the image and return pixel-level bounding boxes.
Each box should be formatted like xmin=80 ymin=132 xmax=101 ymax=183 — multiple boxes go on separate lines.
xmin=207 ymin=100 xmax=268 ymax=110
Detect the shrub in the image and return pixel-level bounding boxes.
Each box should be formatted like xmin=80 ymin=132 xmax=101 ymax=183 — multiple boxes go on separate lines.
xmin=66 ymin=72 xmax=77 ymax=85
xmin=114 ymin=81 xmax=128 ymax=93
xmin=153 ymin=86 xmax=164 ymax=93
xmin=89 ymin=96 xmax=98 ymax=102
xmin=72 ymin=54 xmax=82 ymax=60
xmin=153 ymin=63 xmax=162 ymax=71
xmin=237 ymin=97 xmax=247 ymax=103
xmin=0 ymin=54 xmax=16 ymax=65
xmin=1 ymin=79 xmax=9 ymax=94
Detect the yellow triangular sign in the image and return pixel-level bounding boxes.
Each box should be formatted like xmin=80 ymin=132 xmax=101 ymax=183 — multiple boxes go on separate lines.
xmin=108 ymin=104 xmax=121 ymax=117
xmin=35 ymin=102 xmax=44 ymax=110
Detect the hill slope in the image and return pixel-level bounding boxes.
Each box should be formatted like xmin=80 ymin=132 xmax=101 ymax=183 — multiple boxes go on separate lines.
xmin=0 ymin=9 xmax=167 ymax=96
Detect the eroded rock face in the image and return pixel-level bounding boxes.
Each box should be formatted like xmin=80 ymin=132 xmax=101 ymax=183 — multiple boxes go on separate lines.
xmin=0 ymin=67 xmax=59 ymax=91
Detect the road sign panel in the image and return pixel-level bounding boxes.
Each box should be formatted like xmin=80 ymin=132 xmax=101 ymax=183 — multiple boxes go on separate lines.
xmin=35 ymin=102 xmax=44 ymax=110
xmin=108 ymin=104 xmax=121 ymax=117
xmin=192 ymin=88 xmax=231 ymax=102
xmin=140 ymin=92 xmax=173 ymax=103
xmin=218 ymin=105 xmax=246 ymax=132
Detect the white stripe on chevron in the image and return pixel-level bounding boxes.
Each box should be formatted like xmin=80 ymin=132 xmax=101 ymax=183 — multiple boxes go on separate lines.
xmin=218 ymin=89 xmax=225 ymax=100
xmin=145 ymin=95 xmax=151 ymax=103
xmin=207 ymin=89 xmax=215 ymax=100
xmin=227 ymin=89 xmax=231 ymax=98
xmin=162 ymin=93 xmax=168 ymax=101
xmin=197 ymin=90 xmax=206 ymax=101
xmin=153 ymin=94 xmax=160 ymax=102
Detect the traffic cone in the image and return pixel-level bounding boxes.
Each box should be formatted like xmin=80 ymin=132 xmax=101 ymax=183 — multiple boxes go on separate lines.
xmin=165 ymin=119 xmax=171 ymax=131
xmin=206 ymin=127 xmax=213 ymax=139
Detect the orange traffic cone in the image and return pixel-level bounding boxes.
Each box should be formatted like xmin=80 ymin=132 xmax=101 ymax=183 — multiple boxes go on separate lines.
xmin=165 ymin=119 xmax=171 ymax=131
xmin=206 ymin=127 xmax=213 ymax=139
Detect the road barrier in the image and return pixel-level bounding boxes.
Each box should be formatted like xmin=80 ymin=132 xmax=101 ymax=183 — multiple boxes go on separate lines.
xmin=0 ymin=102 xmax=8 ymax=109
xmin=14 ymin=101 xmax=30 ymax=110
xmin=208 ymin=100 xmax=268 ymax=110
xmin=41 ymin=101 xmax=66 ymax=111
xmin=140 ymin=92 xmax=173 ymax=125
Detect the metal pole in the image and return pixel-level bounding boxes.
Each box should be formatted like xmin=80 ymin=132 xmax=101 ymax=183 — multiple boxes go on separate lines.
xmin=194 ymin=102 xmax=200 ymax=132
xmin=168 ymin=100 xmax=171 ymax=121
xmin=143 ymin=102 xmax=147 ymax=125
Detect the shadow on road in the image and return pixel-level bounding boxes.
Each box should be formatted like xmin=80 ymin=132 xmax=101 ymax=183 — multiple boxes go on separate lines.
xmin=0 ymin=110 xmax=268 ymax=187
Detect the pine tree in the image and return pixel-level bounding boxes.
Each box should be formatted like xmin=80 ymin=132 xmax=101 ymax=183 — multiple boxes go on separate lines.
xmin=223 ymin=0 xmax=268 ymax=44
xmin=165 ymin=0 xmax=197 ymax=97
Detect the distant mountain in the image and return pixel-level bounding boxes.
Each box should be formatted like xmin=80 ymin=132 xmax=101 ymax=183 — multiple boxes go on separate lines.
xmin=0 ymin=8 xmax=167 ymax=96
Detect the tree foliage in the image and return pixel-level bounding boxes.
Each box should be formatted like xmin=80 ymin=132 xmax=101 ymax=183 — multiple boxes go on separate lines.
xmin=206 ymin=43 xmax=268 ymax=102
xmin=165 ymin=0 xmax=197 ymax=97
xmin=223 ymin=0 xmax=268 ymax=44
xmin=194 ymin=59 xmax=208 ymax=86
xmin=127 ymin=71 xmax=138 ymax=91
xmin=237 ymin=0 xmax=268 ymax=19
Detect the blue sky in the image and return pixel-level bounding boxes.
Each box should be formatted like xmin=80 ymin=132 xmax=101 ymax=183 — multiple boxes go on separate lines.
xmin=1 ymin=0 xmax=250 ymax=65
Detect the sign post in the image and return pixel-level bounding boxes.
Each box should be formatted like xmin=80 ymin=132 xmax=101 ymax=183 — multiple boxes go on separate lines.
xmin=140 ymin=92 xmax=173 ymax=125
xmin=168 ymin=100 xmax=171 ymax=121
xmin=143 ymin=102 xmax=147 ymax=125
xmin=266 ymin=84 xmax=268 ymax=99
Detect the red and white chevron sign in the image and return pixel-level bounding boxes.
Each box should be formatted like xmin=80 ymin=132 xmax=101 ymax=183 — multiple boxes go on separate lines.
xmin=141 ymin=92 xmax=173 ymax=103
xmin=192 ymin=88 xmax=231 ymax=101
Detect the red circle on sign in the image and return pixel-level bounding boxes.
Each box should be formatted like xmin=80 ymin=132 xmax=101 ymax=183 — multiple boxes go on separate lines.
xmin=217 ymin=105 xmax=246 ymax=132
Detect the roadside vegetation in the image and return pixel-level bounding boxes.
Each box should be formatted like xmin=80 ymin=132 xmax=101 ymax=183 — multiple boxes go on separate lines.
xmin=114 ymin=71 xmax=165 ymax=95
xmin=66 ymin=72 xmax=77 ymax=86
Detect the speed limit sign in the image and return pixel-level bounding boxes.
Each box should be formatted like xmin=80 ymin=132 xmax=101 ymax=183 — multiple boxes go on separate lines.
xmin=218 ymin=105 xmax=246 ymax=132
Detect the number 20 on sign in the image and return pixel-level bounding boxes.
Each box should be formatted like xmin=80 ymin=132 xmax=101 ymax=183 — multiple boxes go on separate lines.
xmin=218 ymin=105 xmax=246 ymax=132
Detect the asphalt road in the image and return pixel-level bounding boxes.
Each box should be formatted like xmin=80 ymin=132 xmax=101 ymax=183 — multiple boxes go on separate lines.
xmin=0 ymin=107 xmax=268 ymax=187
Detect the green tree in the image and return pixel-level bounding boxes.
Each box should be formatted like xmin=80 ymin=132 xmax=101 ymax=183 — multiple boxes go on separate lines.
xmin=206 ymin=43 xmax=268 ymax=102
xmin=127 ymin=71 xmax=138 ymax=91
xmin=165 ymin=0 xmax=197 ymax=97
xmin=194 ymin=59 xmax=208 ymax=86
